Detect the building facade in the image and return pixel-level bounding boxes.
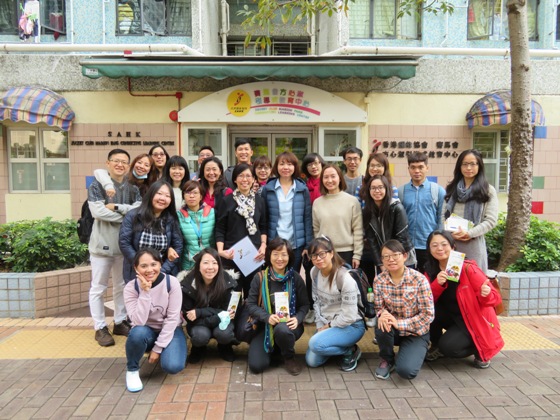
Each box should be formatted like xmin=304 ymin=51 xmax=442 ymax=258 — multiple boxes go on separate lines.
xmin=1 ymin=0 xmax=559 ymax=224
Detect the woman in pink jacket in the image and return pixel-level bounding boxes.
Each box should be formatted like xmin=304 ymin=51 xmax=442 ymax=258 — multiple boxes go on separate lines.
xmin=124 ymin=248 xmax=186 ymax=392
xmin=424 ymin=230 xmax=503 ymax=368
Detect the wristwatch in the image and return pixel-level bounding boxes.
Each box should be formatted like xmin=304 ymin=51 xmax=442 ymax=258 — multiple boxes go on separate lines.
xmin=114 ymin=205 xmax=119 ymax=211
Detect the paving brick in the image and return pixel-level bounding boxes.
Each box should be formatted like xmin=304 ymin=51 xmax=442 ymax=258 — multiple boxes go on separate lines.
xmin=28 ymin=396 xmax=65 ymax=418
xmin=432 ymin=387 xmax=465 ymax=407
xmin=431 ymin=406 xmax=474 ymax=418
xmin=389 ymin=397 xmax=416 ymax=418
xmin=356 ymin=408 xmax=398 ymax=419
xmin=504 ymin=404 xmax=549 ymax=417
xmin=315 ymin=389 xmax=350 ymax=400
xmin=383 ymin=387 xmax=421 ymax=399
xmin=225 ymin=391 xmax=244 ymax=413
xmin=244 ymin=389 xmax=279 ymax=401
xmin=73 ymin=396 xmax=102 ymax=417
xmin=11 ymin=407 xmax=39 ymax=420
xmin=47 ymin=405 xmax=76 ymax=420
xmin=335 ymin=398 xmax=372 ymax=410
xmin=128 ymin=402 xmax=153 ymax=420
xmin=151 ymin=402 xmax=190 ymax=414
xmin=281 ymin=411 xmax=320 ymax=419
xmin=367 ymin=389 xmax=392 ymax=409
xmin=297 ymin=390 xmax=318 ymax=411
xmin=317 ymin=400 xmax=339 ymax=419
xmin=206 ymin=401 xmax=226 ymax=420
xmin=460 ymin=396 xmax=493 ymax=418
xmin=111 ymin=394 xmax=139 ymax=416
xmin=191 ymin=391 xmax=228 ymax=402
xmin=155 ymin=384 xmax=178 ymax=403
xmin=411 ymin=408 xmax=438 ymax=420
xmin=263 ymin=400 xmax=299 ymax=412
xmin=406 ymin=397 xmax=446 ymax=408
xmin=61 ymin=386 xmax=91 ymax=407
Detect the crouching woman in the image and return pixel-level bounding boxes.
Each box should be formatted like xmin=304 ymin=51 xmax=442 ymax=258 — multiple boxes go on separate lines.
xmin=246 ymin=238 xmax=309 ymax=375
xmin=181 ymin=248 xmax=238 ymax=363
xmin=123 ymin=248 xmax=186 ymax=393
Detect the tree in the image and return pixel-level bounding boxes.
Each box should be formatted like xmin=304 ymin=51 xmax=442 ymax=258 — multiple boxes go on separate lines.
xmin=241 ymin=0 xmax=534 ymax=271
xmin=498 ymin=0 xmax=533 ymax=271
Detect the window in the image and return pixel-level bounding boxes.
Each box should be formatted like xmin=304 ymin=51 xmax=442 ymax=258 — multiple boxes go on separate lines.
xmin=350 ymin=0 xmax=421 ymax=40
xmin=473 ymin=130 xmax=509 ymax=192
xmin=557 ymin=5 xmax=560 ymax=41
xmin=227 ymin=38 xmax=310 ymax=56
xmin=8 ymin=128 xmax=70 ymax=192
xmin=117 ymin=0 xmax=191 ymax=36
xmin=0 ymin=0 xmax=66 ymax=35
xmin=467 ymin=0 xmax=538 ymax=41
xmin=319 ymin=127 xmax=360 ymax=170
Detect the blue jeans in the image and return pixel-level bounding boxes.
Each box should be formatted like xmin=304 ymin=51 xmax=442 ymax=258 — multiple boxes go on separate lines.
xmin=306 ymin=320 xmax=366 ymax=367
xmin=375 ymin=326 xmax=430 ymax=379
xmin=126 ymin=325 xmax=187 ymax=374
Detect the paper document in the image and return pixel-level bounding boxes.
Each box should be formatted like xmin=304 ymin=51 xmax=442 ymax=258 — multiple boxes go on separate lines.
xmin=232 ymin=236 xmax=262 ymax=277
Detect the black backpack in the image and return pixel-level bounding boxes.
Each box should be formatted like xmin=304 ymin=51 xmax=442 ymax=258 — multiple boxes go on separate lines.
xmin=76 ymin=200 xmax=94 ymax=244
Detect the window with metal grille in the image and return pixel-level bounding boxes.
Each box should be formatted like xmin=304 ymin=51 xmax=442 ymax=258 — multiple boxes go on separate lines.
xmin=117 ymin=0 xmax=191 ymax=36
xmin=349 ymin=0 xmax=421 ymax=40
xmin=473 ymin=130 xmax=510 ymax=193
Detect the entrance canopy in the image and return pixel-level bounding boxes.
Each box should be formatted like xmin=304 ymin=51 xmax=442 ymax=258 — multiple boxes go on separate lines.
xmin=466 ymin=90 xmax=545 ymax=128
xmin=80 ymin=55 xmax=418 ymax=80
xmin=0 ymin=86 xmax=75 ymax=131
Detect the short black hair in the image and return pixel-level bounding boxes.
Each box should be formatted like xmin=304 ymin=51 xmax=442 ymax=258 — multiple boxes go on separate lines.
xmin=234 ymin=138 xmax=252 ymax=149
xmin=108 ymin=149 xmax=130 ymax=161
xmin=407 ymin=151 xmax=428 ymax=165
xmin=342 ymin=147 xmax=363 ymax=159
xmin=199 ymin=146 xmax=215 ymax=156
xmin=265 ymin=238 xmax=295 ymax=268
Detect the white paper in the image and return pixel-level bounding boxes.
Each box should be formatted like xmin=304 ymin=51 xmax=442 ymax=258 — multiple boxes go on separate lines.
xmin=445 ymin=250 xmax=466 ymax=282
xmin=227 ymin=291 xmax=241 ymax=314
xmin=274 ymin=292 xmax=290 ymax=322
xmin=231 ymin=235 xmax=262 ymax=277
xmin=444 ymin=214 xmax=471 ymax=233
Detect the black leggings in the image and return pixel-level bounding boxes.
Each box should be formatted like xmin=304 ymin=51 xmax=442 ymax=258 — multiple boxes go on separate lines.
xmin=248 ymin=322 xmax=304 ymax=373
xmin=430 ymin=309 xmax=476 ymax=359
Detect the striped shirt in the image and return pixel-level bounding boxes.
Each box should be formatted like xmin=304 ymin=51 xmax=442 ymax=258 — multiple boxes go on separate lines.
xmin=373 ymin=267 xmax=434 ymax=336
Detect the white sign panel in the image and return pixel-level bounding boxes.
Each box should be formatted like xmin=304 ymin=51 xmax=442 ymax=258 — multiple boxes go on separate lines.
xmin=178 ymin=82 xmax=366 ymax=124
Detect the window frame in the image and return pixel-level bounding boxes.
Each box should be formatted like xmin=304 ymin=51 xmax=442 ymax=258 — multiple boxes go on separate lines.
xmin=349 ymin=0 xmax=422 ymax=40
xmin=7 ymin=127 xmax=71 ymax=193
xmin=472 ymin=129 xmax=510 ymax=193
xmin=0 ymin=0 xmax=67 ymax=36
xmin=116 ymin=0 xmax=192 ymax=37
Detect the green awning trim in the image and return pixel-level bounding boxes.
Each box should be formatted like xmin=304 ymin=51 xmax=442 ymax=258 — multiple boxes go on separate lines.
xmin=80 ymin=55 xmax=418 ymax=80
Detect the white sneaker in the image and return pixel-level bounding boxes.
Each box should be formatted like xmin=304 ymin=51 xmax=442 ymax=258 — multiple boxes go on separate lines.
xmin=126 ymin=371 xmax=143 ymax=392
xmin=304 ymin=310 xmax=315 ymax=324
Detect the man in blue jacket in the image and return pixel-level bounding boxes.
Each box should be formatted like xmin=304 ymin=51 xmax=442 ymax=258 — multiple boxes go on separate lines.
xmin=398 ymin=152 xmax=445 ymax=273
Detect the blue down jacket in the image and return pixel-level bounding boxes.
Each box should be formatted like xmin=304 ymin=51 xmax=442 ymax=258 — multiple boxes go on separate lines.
xmin=261 ymin=177 xmax=312 ymax=249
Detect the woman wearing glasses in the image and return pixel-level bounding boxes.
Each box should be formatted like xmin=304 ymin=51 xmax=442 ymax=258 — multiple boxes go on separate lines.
xmin=215 ymin=163 xmax=267 ymax=298
xmin=359 ymin=153 xmax=399 ymax=202
xmin=148 ymin=144 xmax=170 ymax=179
xmin=363 ymin=175 xmax=415 ymax=278
xmin=443 ymin=149 xmax=498 ymax=273
xmin=305 ymin=236 xmax=365 ymax=372
xmin=177 ymin=180 xmax=215 ymax=271
xmin=301 ymin=153 xmax=325 ymax=204
xmin=424 ymin=231 xmax=503 ymax=368
xmin=373 ymin=240 xmax=434 ymax=381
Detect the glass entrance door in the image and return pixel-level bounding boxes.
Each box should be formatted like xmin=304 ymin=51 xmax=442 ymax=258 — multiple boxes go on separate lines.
xmin=230 ymin=132 xmax=311 ymax=165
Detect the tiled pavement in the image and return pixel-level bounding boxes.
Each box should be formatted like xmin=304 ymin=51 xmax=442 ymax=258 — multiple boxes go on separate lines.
xmin=0 ymin=315 xmax=559 ymax=419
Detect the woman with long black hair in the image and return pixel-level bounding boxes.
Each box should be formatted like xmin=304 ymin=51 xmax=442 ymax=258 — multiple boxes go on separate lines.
xmin=443 ymin=149 xmax=498 ymax=273
xmin=119 ymin=180 xmax=183 ymax=282
xmin=181 ymin=248 xmax=238 ymax=363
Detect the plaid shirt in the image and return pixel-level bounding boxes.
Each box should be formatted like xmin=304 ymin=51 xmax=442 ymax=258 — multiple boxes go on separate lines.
xmin=373 ymin=267 xmax=434 ymax=336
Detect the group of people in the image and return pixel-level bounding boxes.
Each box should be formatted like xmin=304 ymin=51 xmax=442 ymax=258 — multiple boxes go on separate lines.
xmin=85 ymin=141 xmax=503 ymax=393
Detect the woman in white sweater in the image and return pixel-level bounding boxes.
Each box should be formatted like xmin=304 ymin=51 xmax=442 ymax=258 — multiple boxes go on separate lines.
xmin=312 ymin=164 xmax=363 ymax=268
xmin=305 ymin=236 xmax=366 ymax=372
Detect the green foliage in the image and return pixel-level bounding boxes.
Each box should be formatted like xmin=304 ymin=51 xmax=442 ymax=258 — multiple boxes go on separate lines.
xmin=0 ymin=218 xmax=88 ymax=273
xmin=486 ymin=213 xmax=560 ymax=272
xmin=238 ymin=0 xmax=454 ymax=47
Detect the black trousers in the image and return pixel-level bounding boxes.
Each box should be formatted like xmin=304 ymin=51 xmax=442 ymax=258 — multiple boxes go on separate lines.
xmin=248 ymin=322 xmax=304 ymax=374
xmin=430 ymin=306 xmax=476 ymax=359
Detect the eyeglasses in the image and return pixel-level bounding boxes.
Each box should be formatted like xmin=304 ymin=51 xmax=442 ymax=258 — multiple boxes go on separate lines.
xmin=184 ymin=190 xmax=200 ymax=196
xmin=461 ymin=162 xmax=479 ymax=168
xmin=345 ymin=157 xmax=360 ymax=162
xmin=256 ymin=166 xmax=271 ymax=171
xmin=370 ymin=164 xmax=384 ymax=169
xmin=199 ymin=154 xmax=213 ymax=159
xmin=151 ymin=152 xmax=166 ymax=158
xmin=310 ymin=251 xmax=330 ymax=261
xmin=109 ymin=159 xmax=129 ymax=166
xmin=381 ymin=252 xmax=402 ymax=261
xmin=430 ymin=242 xmax=451 ymax=249
xmin=237 ymin=174 xmax=253 ymax=179
xmin=370 ymin=186 xmax=385 ymax=192
xmin=307 ymin=161 xmax=321 ymax=168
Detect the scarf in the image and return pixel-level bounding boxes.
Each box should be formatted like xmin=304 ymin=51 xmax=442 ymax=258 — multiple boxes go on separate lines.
xmin=261 ymin=267 xmax=297 ymax=354
xmin=233 ymin=188 xmax=258 ymax=235
xmin=445 ymin=178 xmax=483 ymax=224
xmin=307 ymin=177 xmax=322 ymax=204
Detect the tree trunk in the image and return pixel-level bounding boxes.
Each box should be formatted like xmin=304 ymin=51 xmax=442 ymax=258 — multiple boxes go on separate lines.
xmin=498 ymin=0 xmax=533 ymax=271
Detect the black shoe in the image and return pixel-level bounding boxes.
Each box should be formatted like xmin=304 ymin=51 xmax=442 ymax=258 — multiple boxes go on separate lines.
xmin=95 ymin=326 xmax=115 ymax=347
xmin=218 ymin=344 xmax=236 ymax=362
xmin=188 ymin=346 xmax=206 ymax=364
xmin=113 ymin=320 xmax=131 ymax=337
xmin=340 ymin=345 xmax=362 ymax=372
xmin=284 ymin=357 xmax=302 ymax=376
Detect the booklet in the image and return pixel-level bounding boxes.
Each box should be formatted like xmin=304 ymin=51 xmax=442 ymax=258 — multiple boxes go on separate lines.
xmin=227 ymin=291 xmax=242 ymax=314
xmin=445 ymin=250 xmax=466 ymax=282
xmin=444 ymin=213 xmax=473 ymax=233
xmin=274 ymin=292 xmax=290 ymax=322
xmin=231 ymin=235 xmax=262 ymax=277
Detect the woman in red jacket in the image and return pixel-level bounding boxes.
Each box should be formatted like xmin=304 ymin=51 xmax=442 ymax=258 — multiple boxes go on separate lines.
xmin=424 ymin=230 xmax=504 ymax=368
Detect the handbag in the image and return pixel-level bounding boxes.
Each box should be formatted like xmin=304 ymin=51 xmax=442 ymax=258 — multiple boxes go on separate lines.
xmin=234 ymin=272 xmax=264 ymax=343
xmin=489 ymin=277 xmax=505 ymax=315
